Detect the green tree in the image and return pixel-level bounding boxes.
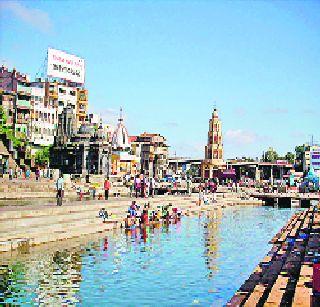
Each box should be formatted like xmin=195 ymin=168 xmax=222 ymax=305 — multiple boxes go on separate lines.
xmin=0 ymin=106 xmax=23 ymax=148
xmin=284 ymin=152 xmax=295 ymax=164
xmin=263 ymin=147 xmax=279 ymax=162
xmin=35 ymin=146 xmax=51 ymax=166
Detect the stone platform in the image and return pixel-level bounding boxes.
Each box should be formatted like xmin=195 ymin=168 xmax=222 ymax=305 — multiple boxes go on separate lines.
xmin=227 ymin=205 xmax=320 ymax=307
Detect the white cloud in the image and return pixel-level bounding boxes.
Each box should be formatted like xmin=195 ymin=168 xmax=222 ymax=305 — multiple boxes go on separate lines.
xmin=233 ymin=107 xmax=246 ymax=117
xmin=165 ymin=121 xmax=179 ymax=128
xmin=0 ymin=1 xmax=53 ymax=34
xmin=265 ymin=107 xmax=288 ymax=114
xmin=225 ymin=129 xmax=258 ymax=145
xmin=89 ymin=107 xmax=121 ymax=127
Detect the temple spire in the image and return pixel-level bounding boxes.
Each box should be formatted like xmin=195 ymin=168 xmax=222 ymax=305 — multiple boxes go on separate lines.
xmin=119 ymin=107 xmax=123 ymax=122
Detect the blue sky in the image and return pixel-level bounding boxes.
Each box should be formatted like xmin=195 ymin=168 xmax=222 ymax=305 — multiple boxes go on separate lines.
xmin=1 ymin=0 xmax=319 ymax=158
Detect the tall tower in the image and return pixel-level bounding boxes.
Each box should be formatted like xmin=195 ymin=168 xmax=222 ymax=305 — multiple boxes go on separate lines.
xmin=201 ymin=108 xmax=224 ymax=179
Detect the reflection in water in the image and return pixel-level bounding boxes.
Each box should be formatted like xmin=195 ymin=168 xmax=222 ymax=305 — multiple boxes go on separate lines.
xmin=1 ymin=249 xmax=83 ymax=305
xmin=0 ymin=207 xmax=297 ymax=305
xmin=204 ymin=209 xmax=222 ymax=279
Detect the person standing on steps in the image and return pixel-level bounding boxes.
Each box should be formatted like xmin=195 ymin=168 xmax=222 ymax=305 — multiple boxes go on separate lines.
xmin=104 ymin=177 xmax=111 ymax=200
xmin=8 ymin=167 xmax=13 ymax=180
xmin=56 ymin=173 xmax=64 ymax=206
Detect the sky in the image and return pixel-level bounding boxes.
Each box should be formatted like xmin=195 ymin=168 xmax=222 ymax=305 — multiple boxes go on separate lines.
xmin=0 ymin=0 xmax=319 ymax=159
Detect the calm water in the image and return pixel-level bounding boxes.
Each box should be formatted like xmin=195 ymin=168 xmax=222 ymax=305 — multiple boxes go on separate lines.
xmin=0 ymin=206 xmax=297 ymax=306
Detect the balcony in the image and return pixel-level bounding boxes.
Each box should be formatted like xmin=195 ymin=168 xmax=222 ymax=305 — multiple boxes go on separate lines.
xmin=49 ymin=91 xmax=58 ymax=98
xmin=16 ymin=118 xmax=29 ymax=124
xmin=17 ymin=84 xmax=32 ymax=95
xmin=16 ymin=99 xmax=31 ymax=109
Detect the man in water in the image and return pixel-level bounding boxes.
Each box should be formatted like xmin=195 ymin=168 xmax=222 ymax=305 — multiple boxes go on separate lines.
xmin=98 ymin=208 xmax=108 ymax=222
xmin=56 ymin=174 xmax=64 ymax=206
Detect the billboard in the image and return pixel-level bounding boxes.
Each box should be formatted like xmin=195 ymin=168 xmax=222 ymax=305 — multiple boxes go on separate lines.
xmin=47 ymin=48 xmax=85 ymax=84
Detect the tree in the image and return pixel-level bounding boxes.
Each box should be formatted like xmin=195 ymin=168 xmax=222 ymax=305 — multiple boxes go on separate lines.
xmin=0 ymin=106 xmax=23 ymax=148
xmin=263 ymin=147 xmax=279 ymax=162
xmin=295 ymin=145 xmax=305 ymax=162
xmin=284 ymin=152 xmax=295 ymax=164
xmin=35 ymin=146 xmax=51 ymax=166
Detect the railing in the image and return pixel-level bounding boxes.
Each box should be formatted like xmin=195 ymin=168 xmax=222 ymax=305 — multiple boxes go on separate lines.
xmin=16 ymin=100 xmax=31 ymax=109
xmin=17 ymin=85 xmax=31 ymax=95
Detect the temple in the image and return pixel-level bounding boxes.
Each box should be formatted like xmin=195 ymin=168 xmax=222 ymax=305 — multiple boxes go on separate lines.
xmin=110 ymin=108 xmax=139 ymax=177
xmin=201 ymin=108 xmax=225 ymax=179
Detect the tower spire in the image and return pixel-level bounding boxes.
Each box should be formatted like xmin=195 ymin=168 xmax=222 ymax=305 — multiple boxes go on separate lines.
xmin=213 ymin=100 xmax=217 ymax=110
xmin=119 ymin=106 xmax=123 ymax=122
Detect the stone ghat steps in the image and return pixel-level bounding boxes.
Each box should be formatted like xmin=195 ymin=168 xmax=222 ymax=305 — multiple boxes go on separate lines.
xmin=0 ymin=196 xmax=199 ymax=253
xmin=227 ymin=206 xmax=320 ymax=307
xmin=0 ymin=196 xmax=196 ymax=220
xmin=0 ymin=206 xmax=127 ymax=233
xmin=0 ymin=220 xmax=119 ymax=253
xmin=0 ymin=215 xmax=121 ymax=243
xmin=0 ymin=191 xmax=77 ymax=200
xmin=0 ymin=179 xmax=75 ymax=192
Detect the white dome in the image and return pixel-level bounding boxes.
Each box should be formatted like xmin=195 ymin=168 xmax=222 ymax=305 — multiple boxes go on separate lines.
xmin=112 ymin=120 xmax=130 ymax=150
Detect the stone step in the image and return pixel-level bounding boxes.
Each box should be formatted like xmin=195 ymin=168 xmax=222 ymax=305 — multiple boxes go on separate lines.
xmin=0 ymin=220 xmax=119 ymax=253
xmin=0 ymin=215 xmax=121 ymax=243
xmin=0 ymin=207 xmax=126 ymax=232
xmin=0 ymin=197 xmax=196 ymax=220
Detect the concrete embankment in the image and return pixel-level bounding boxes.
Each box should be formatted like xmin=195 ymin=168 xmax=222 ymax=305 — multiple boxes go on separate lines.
xmin=227 ymin=205 xmax=320 ymax=307
xmin=0 ymin=192 xmax=263 ymax=254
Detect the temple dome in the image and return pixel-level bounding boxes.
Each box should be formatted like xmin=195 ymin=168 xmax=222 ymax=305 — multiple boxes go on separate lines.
xmin=111 ymin=108 xmax=130 ymax=150
xmin=79 ymin=123 xmax=95 ymax=136
xmin=96 ymin=120 xmax=106 ymax=140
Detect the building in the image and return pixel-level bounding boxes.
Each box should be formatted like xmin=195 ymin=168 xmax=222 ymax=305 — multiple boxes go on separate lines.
xmin=57 ymin=84 xmax=77 ymax=116
xmin=226 ymin=160 xmax=294 ymax=182
xmin=110 ymin=109 xmax=139 ymax=177
xmin=0 ymin=66 xmax=29 ymax=92
xmin=15 ymin=81 xmax=31 ymax=139
xmin=131 ymin=132 xmax=168 ymax=179
xmin=30 ymin=80 xmax=56 ymax=146
xmin=0 ymin=66 xmax=32 ymax=139
xmin=50 ymin=109 xmax=110 ymax=175
xmin=201 ymin=108 xmax=225 ymax=179
xmin=76 ymin=89 xmax=88 ymax=128
xmin=0 ymin=89 xmax=15 ymax=128
xmin=309 ymin=146 xmax=320 ymax=177
xmin=303 ymin=145 xmax=320 ymax=173
xmin=167 ymin=157 xmax=202 ymax=178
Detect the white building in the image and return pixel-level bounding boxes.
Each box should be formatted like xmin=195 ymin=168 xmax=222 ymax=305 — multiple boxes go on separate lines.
xmin=303 ymin=145 xmax=320 ymax=173
xmin=30 ymin=81 xmax=56 ymax=146
xmin=57 ymin=84 xmax=77 ymax=115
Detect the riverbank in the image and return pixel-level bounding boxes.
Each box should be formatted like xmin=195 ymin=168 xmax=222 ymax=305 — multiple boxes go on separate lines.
xmin=0 ymin=193 xmax=263 ymax=253
xmin=227 ymin=204 xmax=320 ymax=306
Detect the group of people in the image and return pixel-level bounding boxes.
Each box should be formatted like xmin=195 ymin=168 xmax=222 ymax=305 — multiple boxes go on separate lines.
xmin=132 ymin=175 xmax=157 ymax=198
xmin=124 ymin=201 xmax=182 ymax=229
xmin=7 ymin=166 xmax=51 ymax=181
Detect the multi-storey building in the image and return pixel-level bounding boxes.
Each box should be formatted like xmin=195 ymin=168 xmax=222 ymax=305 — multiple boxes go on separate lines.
xmin=0 ymin=66 xmax=31 ymax=138
xmin=131 ymin=132 xmax=168 ymax=179
xmin=15 ymin=82 xmax=31 ymax=139
xmin=201 ymin=108 xmax=225 ymax=179
xmin=300 ymin=144 xmax=320 ymax=174
xmin=57 ymin=84 xmax=77 ymax=116
xmin=76 ymin=89 xmax=88 ymax=128
xmin=0 ymin=66 xmax=29 ymax=92
xmin=0 ymin=90 xmax=15 ymax=127
xmin=30 ymin=80 xmax=56 ymax=146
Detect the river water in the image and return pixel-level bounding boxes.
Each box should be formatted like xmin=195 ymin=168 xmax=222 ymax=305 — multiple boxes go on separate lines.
xmin=0 ymin=206 xmax=297 ymax=306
